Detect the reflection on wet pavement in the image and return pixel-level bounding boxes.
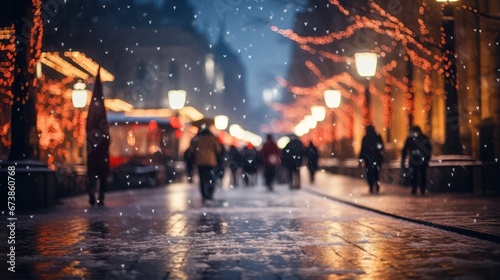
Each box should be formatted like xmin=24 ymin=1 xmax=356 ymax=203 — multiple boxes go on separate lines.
xmin=1 ymin=182 xmax=499 ymax=279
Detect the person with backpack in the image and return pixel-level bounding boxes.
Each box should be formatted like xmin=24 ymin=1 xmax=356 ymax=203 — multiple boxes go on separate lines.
xmin=240 ymin=143 xmax=259 ymax=187
xmin=401 ymin=126 xmax=433 ymax=195
xmin=282 ymin=135 xmax=305 ymax=190
xmin=359 ymin=125 xmax=385 ymax=194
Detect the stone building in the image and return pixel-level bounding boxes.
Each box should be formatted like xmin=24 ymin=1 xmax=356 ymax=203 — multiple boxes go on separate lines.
xmin=42 ymin=0 xmax=248 ymax=121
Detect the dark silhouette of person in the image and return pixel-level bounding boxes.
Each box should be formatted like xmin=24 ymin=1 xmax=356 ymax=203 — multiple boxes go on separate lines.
xmin=259 ymin=134 xmax=282 ymax=191
xmin=86 ymin=68 xmax=109 ymax=207
xmin=227 ymin=144 xmax=242 ymax=187
xmin=190 ymin=127 xmax=223 ymax=201
xmin=305 ymin=141 xmax=319 ymax=183
xmin=240 ymin=143 xmax=259 ymax=187
xmin=183 ymin=146 xmax=194 ymax=183
xmin=282 ymin=136 xmax=305 ymax=190
xmin=401 ymin=126 xmax=433 ymax=195
xmin=359 ymin=125 xmax=385 ymax=194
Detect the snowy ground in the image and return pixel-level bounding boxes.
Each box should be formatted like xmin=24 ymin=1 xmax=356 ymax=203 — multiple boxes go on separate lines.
xmin=1 ymin=173 xmax=500 ymax=279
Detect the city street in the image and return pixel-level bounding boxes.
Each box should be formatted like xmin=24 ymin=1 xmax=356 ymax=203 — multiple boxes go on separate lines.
xmin=1 ymin=171 xmax=500 ymax=279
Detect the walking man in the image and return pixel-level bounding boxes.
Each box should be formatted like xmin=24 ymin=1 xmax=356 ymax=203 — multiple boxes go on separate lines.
xmin=401 ymin=126 xmax=433 ymax=195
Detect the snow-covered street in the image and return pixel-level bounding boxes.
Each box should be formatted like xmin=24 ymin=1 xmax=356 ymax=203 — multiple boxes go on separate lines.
xmin=1 ymin=172 xmax=499 ymax=279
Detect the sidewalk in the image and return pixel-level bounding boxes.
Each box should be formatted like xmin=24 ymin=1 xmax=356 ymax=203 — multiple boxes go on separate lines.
xmin=304 ymin=170 xmax=500 ymax=243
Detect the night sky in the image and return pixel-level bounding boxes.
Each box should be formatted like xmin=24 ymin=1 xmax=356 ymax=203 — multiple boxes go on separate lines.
xmin=188 ymin=0 xmax=302 ymax=132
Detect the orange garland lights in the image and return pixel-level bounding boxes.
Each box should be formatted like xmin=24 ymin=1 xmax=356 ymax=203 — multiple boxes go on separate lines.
xmin=270 ymin=0 xmax=466 ymax=136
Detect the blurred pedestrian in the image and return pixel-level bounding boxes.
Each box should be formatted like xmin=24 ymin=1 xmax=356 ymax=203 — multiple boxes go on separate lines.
xmin=228 ymin=143 xmax=242 ymax=187
xmin=190 ymin=127 xmax=223 ymax=201
xmin=241 ymin=143 xmax=259 ymax=187
xmin=359 ymin=125 xmax=385 ymax=194
xmin=401 ymin=126 xmax=433 ymax=195
xmin=305 ymin=141 xmax=319 ymax=183
xmin=259 ymin=134 xmax=282 ymax=191
xmin=282 ymin=135 xmax=305 ymax=190
xmin=183 ymin=146 xmax=194 ymax=183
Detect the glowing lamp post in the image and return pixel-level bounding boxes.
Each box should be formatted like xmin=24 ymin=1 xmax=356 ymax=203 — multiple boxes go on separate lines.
xmin=324 ymin=90 xmax=341 ymax=109
xmin=168 ymin=89 xmax=186 ymax=160
xmin=436 ymin=0 xmax=462 ymax=154
xmin=72 ymin=79 xmax=88 ymax=108
xmin=311 ymin=106 xmax=326 ymax=122
xmin=168 ymin=89 xmax=187 ymax=110
xmin=355 ymin=52 xmax=377 ymax=125
xmin=323 ymin=89 xmax=341 ymax=158
xmin=214 ymin=115 xmax=229 ymax=130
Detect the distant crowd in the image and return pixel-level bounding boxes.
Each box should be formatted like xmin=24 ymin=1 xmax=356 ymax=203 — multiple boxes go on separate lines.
xmin=184 ymin=130 xmax=319 ymax=201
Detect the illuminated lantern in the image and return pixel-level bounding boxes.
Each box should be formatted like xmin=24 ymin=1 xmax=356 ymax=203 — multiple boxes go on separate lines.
xmin=214 ymin=115 xmax=229 ymax=130
xmin=311 ymin=106 xmax=326 ymax=121
xmin=72 ymin=79 xmax=87 ymax=108
xmin=354 ymin=52 xmax=378 ymax=77
xmin=324 ymin=90 xmax=341 ymax=109
xmin=168 ymin=89 xmax=187 ymax=110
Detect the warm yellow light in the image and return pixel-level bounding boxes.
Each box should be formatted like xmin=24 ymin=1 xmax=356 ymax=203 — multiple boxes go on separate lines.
xmin=354 ymin=52 xmax=378 ymax=77
xmin=311 ymin=106 xmax=326 ymax=121
xmin=65 ymin=51 xmax=115 ymax=82
xmin=229 ymin=124 xmax=245 ymax=139
xmin=294 ymin=121 xmax=309 ymax=136
xmin=277 ymin=136 xmax=290 ymax=149
xmin=214 ymin=115 xmax=229 ymax=130
xmin=304 ymin=115 xmax=317 ymax=129
xmin=168 ymin=90 xmax=187 ymax=110
xmin=42 ymin=52 xmax=89 ymax=80
xmin=104 ymin=99 xmax=133 ymax=112
xmin=72 ymin=80 xmax=88 ymax=108
xmin=324 ymin=90 xmax=341 ymax=108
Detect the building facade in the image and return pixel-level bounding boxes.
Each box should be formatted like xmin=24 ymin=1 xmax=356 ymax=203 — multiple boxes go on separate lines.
xmin=284 ymin=0 xmax=500 ymax=161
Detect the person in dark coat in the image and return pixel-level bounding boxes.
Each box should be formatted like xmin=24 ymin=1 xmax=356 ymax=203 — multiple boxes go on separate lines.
xmin=259 ymin=134 xmax=282 ymax=191
xmin=190 ymin=127 xmax=223 ymax=201
xmin=401 ymin=126 xmax=432 ymax=195
xmin=86 ymin=68 xmax=110 ymax=206
xmin=227 ymin=144 xmax=242 ymax=187
xmin=282 ymin=136 xmax=305 ymax=190
xmin=359 ymin=125 xmax=385 ymax=194
xmin=240 ymin=143 xmax=259 ymax=187
xmin=183 ymin=146 xmax=194 ymax=183
xmin=305 ymin=141 xmax=319 ymax=183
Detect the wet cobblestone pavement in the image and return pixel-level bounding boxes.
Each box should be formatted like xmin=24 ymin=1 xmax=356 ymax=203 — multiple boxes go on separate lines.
xmin=1 ymin=171 xmax=500 ymax=279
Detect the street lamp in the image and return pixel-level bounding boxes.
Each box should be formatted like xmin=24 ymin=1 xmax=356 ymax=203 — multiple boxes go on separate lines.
xmin=168 ymin=89 xmax=186 ymax=160
xmin=324 ymin=89 xmax=341 ymax=158
xmin=72 ymin=79 xmax=88 ymax=108
xmin=311 ymin=106 xmax=326 ymax=121
xmin=355 ymin=52 xmax=377 ymax=126
xmin=214 ymin=115 xmax=229 ymax=130
xmin=324 ymin=89 xmax=341 ymax=109
xmin=436 ymin=0 xmax=462 ymax=154
xmin=168 ymin=89 xmax=187 ymax=110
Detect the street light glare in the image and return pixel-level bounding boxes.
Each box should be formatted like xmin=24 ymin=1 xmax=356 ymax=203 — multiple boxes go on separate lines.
xmin=354 ymin=52 xmax=378 ymax=77
xmin=168 ymin=90 xmax=187 ymax=110
xmin=324 ymin=90 xmax=341 ymax=109
xmin=311 ymin=106 xmax=326 ymax=121
xmin=214 ymin=115 xmax=229 ymax=130
xmin=72 ymin=80 xmax=87 ymax=108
